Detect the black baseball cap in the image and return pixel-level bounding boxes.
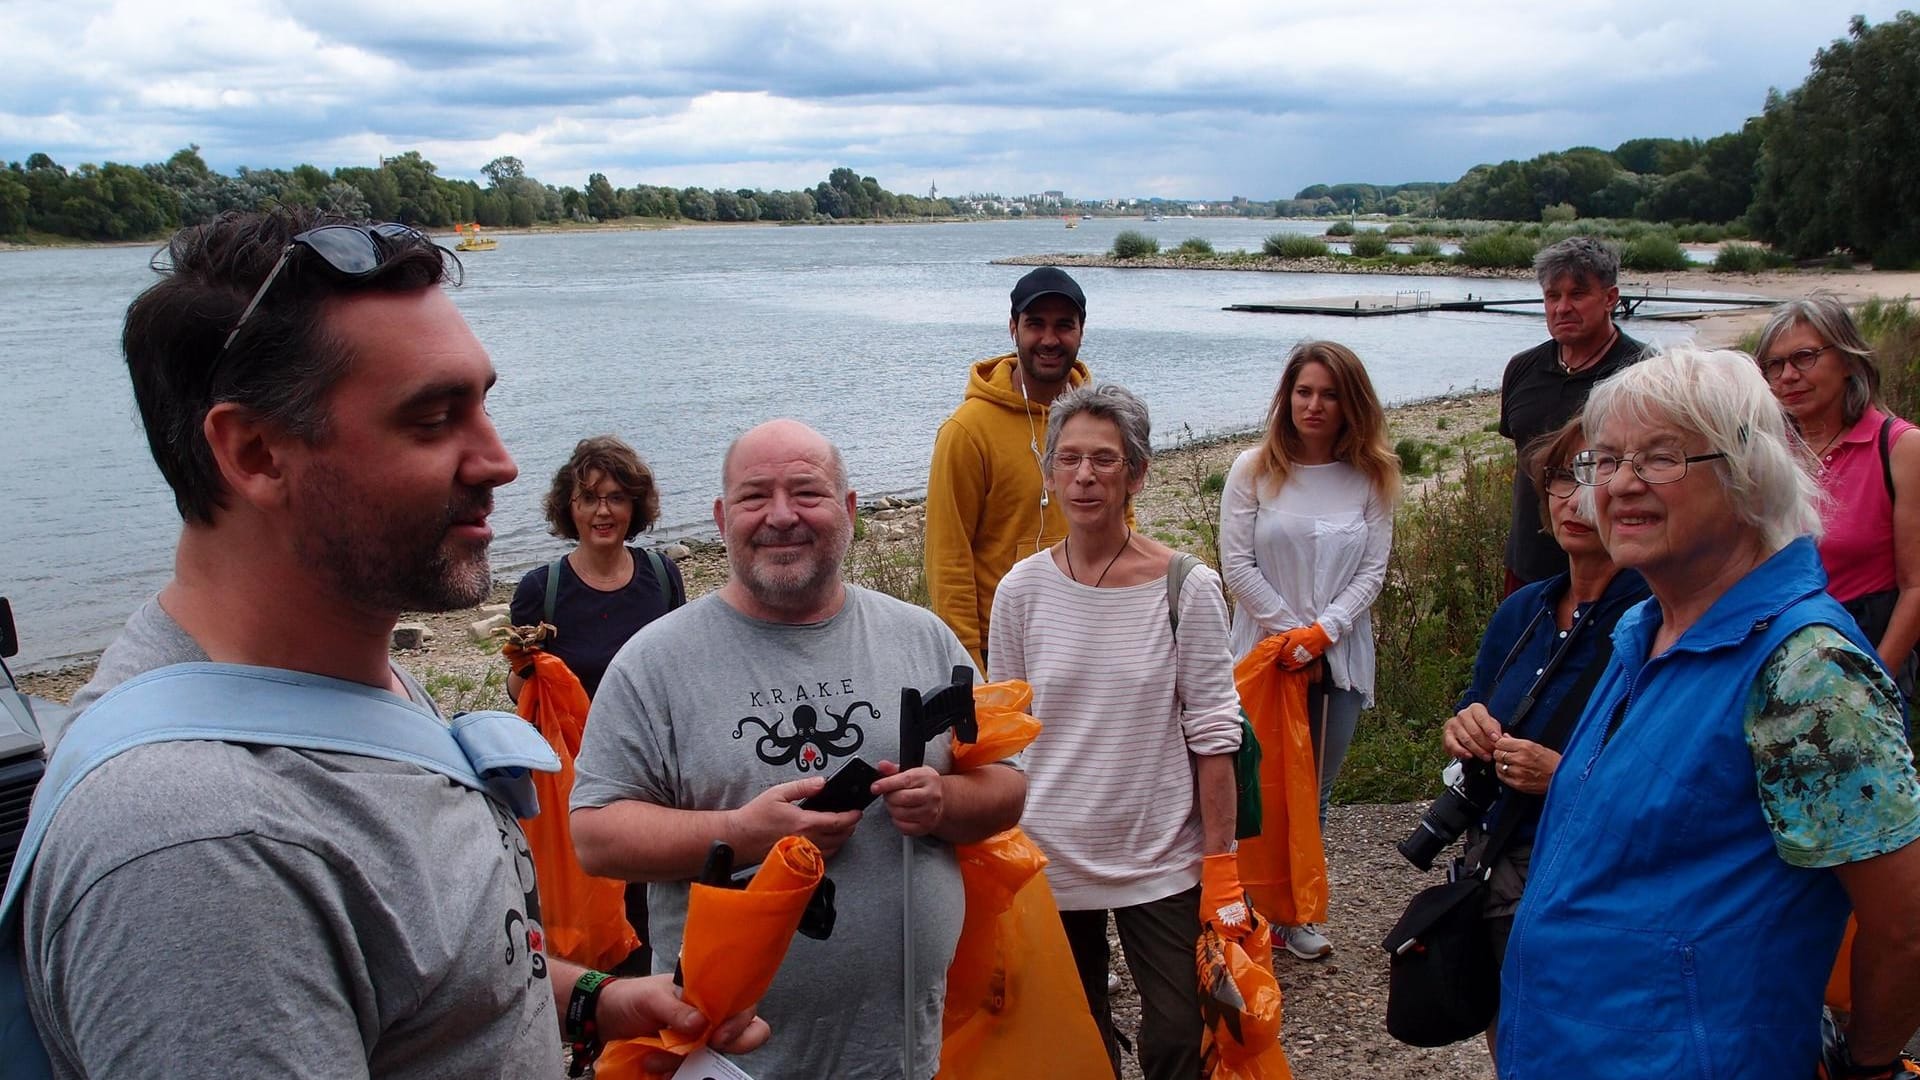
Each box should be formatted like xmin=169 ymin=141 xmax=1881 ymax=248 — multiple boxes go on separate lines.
xmin=1010 ymin=266 xmax=1086 ymax=318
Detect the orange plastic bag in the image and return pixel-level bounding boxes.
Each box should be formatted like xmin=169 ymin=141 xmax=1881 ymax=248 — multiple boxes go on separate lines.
xmin=1233 ymin=637 xmax=1329 ymax=927
xmin=509 ymin=645 xmax=640 ymax=971
xmin=1198 ymin=913 xmax=1293 ymax=1080
xmin=595 ymin=836 xmax=826 ymax=1078
xmin=936 ymin=682 xmax=1108 ymax=1079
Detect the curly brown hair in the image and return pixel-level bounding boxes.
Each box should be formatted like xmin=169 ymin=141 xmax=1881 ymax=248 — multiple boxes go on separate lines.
xmin=542 ymin=435 xmax=660 ymax=541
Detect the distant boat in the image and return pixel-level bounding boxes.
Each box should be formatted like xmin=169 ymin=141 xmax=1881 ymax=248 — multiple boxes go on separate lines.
xmin=454 ymin=223 xmax=497 ymax=251
xmin=1064 ymin=215 xmax=1077 ymax=229
xmin=1145 ymin=212 xmax=1161 ymax=222
xmin=1081 ymin=214 xmax=1093 ymax=220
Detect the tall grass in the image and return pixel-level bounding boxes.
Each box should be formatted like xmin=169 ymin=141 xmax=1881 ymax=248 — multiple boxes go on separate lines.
xmin=1266 ymin=233 xmax=1329 ymax=258
xmin=1349 ymin=230 xmax=1390 ymax=258
xmin=1340 ymin=448 xmax=1514 ymax=803
xmin=1712 ymin=242 xmax=1790 ymax=273
xmin=1863 ymin=297 xmax=1920 ymax=423
xmin=1454 ymin=230 xmax=1539 ymax=269
xmin=1112 ymin=230 xmax=1159 ymax=258
xmin=1326 ymin=220 xmax=1356 ymax=237
xmin=1620 ymin=233 xmax=1691 ymax=272
xmin=1173 ymin=236 xmax=1214 ymax=256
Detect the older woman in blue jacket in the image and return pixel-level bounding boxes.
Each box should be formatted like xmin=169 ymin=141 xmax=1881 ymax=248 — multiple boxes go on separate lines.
xmin=1497 ymin=346 xmax=1920 ymax=1079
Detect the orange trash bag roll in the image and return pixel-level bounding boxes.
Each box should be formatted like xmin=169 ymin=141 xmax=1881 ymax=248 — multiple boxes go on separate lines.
xmin=936 ymin=681 xmax=1108 ymax=1079
xmin=596 ymin=836 xmax=827 ymax=1078
xmin=1233 ymin=636 xmax=1329 ymax=927
xmin=1198 ymin=913 xmax=1293 ymax=1080
xmin=507 ymin=644 xmax=640 ymax=972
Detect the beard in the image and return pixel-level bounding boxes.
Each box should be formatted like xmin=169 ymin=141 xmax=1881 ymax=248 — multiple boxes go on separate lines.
xmin=293 ymin=459 xmax=495 ymax=614
xmin=1016 ymin=341 xmax=1075 ymax=388
xmin=731 ymin=516 xmax=853 ymax=613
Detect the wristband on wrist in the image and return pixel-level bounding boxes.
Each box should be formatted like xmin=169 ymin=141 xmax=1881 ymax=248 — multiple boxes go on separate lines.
xmin=565 ymin=970 xmax=617 ymax=1078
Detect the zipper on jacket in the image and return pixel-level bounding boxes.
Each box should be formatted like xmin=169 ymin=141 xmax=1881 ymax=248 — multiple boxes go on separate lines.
xmin=1680 ymin=945 xmax=1713 ymax=1079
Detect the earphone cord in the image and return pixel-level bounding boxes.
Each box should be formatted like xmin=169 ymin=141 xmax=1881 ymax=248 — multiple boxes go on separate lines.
xmin=1019 ymin=367 xmax=1048 ymax=553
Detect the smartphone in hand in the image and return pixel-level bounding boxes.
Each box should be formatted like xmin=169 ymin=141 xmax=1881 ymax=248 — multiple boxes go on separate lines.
xmin=798 ymin=757 xmax=882 ymax=813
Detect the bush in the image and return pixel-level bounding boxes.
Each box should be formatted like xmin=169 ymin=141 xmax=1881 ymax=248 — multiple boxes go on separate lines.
xmin=1541 ymin=202 xmax=1577 ymax=225
xmin=1266 ymin=233 xmax=1329 ymax=258
xmin=1327 ymin=220 xmax=1356 ymax=236
xmin=1620 ymin=233 xmax=1691 ymax=272
xmin=1394 ymin=438 xmax=1427 ymax=476
xmin=1862 ymin=298 xmax=1920 ymax=424
xmin=1173 ymin=236 xmax=1214 ymax=255
xmin=1385 ymin=223 xmax=1414 ymax=238
xmin=1711 ymin=242 xmax=1790 ymax=273
xmin=1349 ymin=230 xmax=1390 ymax=258
xmin=1111 ymin=230 xmax=1159 ymax=258
xmin=1409 ymin=237 xmax=1444 ymax=258
xmin=1826 ymin=250 xmax=1856 ymax=270
xmin=1674 ymin=223 xmax=1729 ymax=244
xmin=1454 ymin=230 xmax=1539 ymax=269
xmin=1345 ymin=449 xmax=1514 ymax=803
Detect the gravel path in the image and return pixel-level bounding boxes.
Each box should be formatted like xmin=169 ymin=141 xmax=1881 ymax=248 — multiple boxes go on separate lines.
xmin=1102 ymin=801 xmax=1491 ymax=1080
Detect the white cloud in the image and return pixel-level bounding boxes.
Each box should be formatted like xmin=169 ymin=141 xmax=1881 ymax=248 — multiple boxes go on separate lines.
xmin=0 ymin=0 xmax=1906 ymax=197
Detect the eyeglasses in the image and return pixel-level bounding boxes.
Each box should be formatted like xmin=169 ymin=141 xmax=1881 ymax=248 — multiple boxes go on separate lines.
xmin=1050 ymin=452 xmax=1127 ymax=474
xmin=1758 ymin=345 xmax=1831 ymax=382
xmin=572 ymin=491 xmax=634 ymax=511
xmin=1570 ymin=448 xmax=1727 ymax=486
xmin=1541 ymin=467 xmax=1579 ymax=498
xmin=219 ymin=222 xmax=425 ymax=356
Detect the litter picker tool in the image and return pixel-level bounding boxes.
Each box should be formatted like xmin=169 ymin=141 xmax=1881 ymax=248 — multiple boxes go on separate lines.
xmin=896 ymin=665 xmax=976 ymax=1079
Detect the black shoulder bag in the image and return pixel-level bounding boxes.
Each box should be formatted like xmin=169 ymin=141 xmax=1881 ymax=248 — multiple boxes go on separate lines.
xmin=1380 ymin=598 xmax=1614 ymax=1048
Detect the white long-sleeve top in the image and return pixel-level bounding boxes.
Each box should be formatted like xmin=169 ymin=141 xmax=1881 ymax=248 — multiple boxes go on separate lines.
xmin=1218 ymin=448 xmax=1393 ymax=705
xmin=987 ymin=551 xmax=1243 ymax=911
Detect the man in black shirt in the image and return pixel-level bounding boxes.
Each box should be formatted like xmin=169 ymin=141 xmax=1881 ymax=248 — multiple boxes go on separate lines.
xmin=1499 ymin=237 xmax=1647 ymax=589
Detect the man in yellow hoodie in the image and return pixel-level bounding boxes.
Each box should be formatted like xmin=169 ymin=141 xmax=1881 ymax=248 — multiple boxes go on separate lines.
xmin=925 ymin=266 xmax=1091 ymax=670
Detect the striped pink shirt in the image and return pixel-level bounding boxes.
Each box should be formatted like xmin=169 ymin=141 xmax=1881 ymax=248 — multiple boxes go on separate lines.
xmin=987 ymin=552 xmax=1243 ymax=910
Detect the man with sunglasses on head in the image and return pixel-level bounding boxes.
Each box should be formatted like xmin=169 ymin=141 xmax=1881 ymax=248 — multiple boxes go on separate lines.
xmin=12 ymin=210 xmax=766 ymax=1078
xmin=1498 ymin=237 xmax=1648 ymax=594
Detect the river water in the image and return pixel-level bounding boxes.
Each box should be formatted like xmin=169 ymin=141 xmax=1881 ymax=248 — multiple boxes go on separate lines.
xmin=0 ymin=217 xmax=1705 ymax=669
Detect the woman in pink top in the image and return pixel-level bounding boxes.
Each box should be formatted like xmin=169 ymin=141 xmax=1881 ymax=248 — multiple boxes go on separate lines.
xmin=1756 ymin=293 xmax=1920 ymax=696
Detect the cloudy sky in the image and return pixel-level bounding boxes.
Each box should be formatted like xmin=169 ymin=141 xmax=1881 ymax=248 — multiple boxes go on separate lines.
xmin=1 ymin=1 xmax=1902 ymax=200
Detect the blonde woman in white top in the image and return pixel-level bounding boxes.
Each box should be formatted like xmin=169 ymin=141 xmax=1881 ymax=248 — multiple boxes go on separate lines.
xmin=989 ymin=383 xmax=1246 ymax=1080
xmin=1218 ymin=340 xmax=1400 ymax=961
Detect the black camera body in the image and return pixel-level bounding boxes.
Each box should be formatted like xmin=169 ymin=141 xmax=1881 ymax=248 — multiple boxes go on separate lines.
xmin=1397 ymin=758 xmax=1502 ymax=871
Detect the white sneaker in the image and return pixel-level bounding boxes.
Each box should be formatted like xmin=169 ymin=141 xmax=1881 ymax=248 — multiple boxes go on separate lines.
xmin=1107 ymin=971 xmax=1123 ymax=993
xmin=1281 ymin=923 xmax=1333 ymax=960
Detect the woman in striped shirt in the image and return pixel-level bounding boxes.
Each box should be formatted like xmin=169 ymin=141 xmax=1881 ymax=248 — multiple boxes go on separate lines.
xmin=988 ymin=382 xmax=1246 ymax=1080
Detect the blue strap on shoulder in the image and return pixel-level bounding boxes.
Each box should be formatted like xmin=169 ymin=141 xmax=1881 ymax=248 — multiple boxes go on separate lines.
xmin=0 ymin=662 xmax=559 ymax=1079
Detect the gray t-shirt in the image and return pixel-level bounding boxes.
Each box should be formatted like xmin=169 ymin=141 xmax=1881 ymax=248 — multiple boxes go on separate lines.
xmin=574 ymin=586 xmax=979 ymax=1080
xmin=23 ymin=599 xmax=561 ymax=1079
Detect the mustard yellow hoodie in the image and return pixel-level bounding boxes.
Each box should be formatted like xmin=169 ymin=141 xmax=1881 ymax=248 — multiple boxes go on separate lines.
xmin=924 ymin=353 xmax=1091 ymax=667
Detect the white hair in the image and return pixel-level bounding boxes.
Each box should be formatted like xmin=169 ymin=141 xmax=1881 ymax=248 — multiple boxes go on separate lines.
xmin=1582 ymin=344 xmax=1823 ymax=552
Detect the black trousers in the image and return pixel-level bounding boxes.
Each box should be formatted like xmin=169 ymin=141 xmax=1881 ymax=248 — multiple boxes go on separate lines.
xmin=1058 ymin=884 xmax=1205 ymax=1080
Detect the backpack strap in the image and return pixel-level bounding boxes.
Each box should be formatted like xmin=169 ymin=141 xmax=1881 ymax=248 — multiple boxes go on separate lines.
xmin=543 ymin=557 xmax=566 ymax=625
xmin=1167 ymin=553 xmax=1201 ymax=635
xmin=644 ymin=548 xmax=684 ymax=610
xmin=1 ymin=662 xmax=559 ymax=1078
xmin=1881 ymin=416 xmax=1896 ymax=503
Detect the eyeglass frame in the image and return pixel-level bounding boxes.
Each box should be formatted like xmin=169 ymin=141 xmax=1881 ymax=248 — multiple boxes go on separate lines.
xmin=1540 ymin=466 xmax=1580 ymax=498
xmin=1570 ymin=448 xmax=1728 ymax=487
xmin=218 ymin=222 xmax=427 ymax=357
xmin=1048 ymin=451 xmax=1130 ymax=475
xmin=571 ymin=491 xmax=635 ymax=512
xmin=1757 ymin=344 xmax=1832 ymax=382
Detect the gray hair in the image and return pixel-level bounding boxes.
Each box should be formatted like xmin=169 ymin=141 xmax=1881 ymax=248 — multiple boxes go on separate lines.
xmin=1753 ymin=292 xmax=1879 ymax=426
xmin=1044 ymin=383 xmax=1152 ymax=480
xmin=1534 ymin=236 xmax=1621 ymax=290
xmin=1582 ymin=345 xmax=1823 ymax=552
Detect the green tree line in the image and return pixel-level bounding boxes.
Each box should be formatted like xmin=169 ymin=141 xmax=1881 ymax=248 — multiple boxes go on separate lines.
xmin=0 ymin=150 xmax=958 ymax=242
xmin=1422 ymin=12 xmax=1920 ymax=265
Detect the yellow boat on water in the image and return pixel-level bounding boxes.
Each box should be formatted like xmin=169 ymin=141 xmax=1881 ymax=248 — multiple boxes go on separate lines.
xmin=454 ymin=223 xmax=497 ymax=251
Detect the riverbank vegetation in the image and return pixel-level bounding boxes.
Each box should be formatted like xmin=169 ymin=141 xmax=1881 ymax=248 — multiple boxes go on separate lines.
xmin=0 ymin=151 xmax=963 ymax=242
xmin=1285 ymin=14 xmax=1920 ymax=267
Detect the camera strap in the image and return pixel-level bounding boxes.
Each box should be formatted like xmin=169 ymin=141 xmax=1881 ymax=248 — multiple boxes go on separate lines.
xmin=1467 ymin=593 xmax=1610 ymax=876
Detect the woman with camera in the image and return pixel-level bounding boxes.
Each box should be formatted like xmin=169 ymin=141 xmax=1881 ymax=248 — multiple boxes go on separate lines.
xmin=1439 ymin=416 xmax=1648 ymax=1059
